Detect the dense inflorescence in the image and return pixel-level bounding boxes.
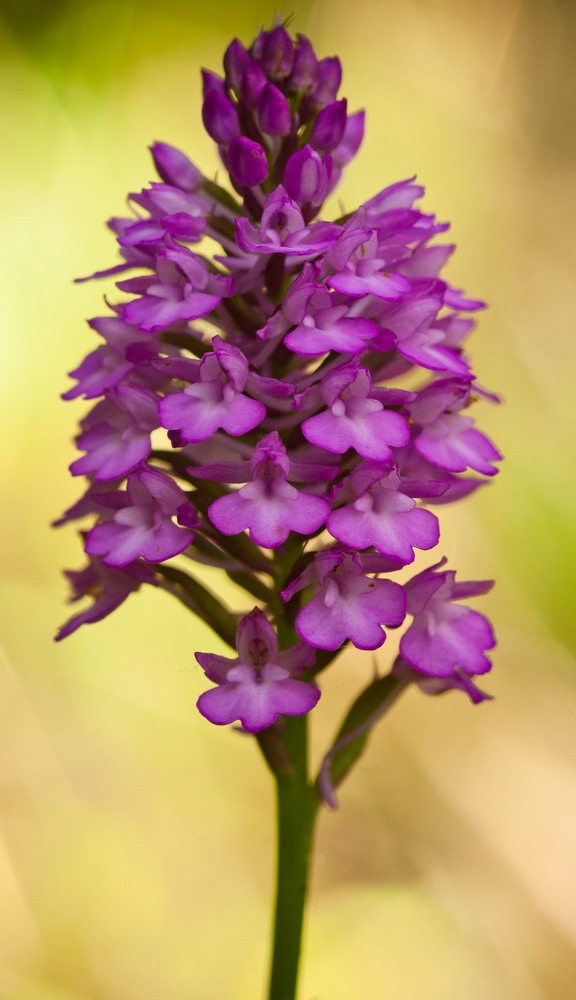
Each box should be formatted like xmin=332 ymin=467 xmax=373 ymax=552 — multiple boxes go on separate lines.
xmin=56 ymin=22 xmax=501 ymax=743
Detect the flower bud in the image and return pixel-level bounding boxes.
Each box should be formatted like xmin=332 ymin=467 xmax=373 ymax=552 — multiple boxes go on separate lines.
xmin=241 ymin=60 xmax=268 ymax=109
xmin=332 ymin=110 xmax=365 ymax=166
xmin=262 ymin=25 xmax=294 ymax=79
xmin=149 ymin=142 xmax=202 ymax=191
xmin=312 ymin=57 xmax=342 ymax=106
xmin=202 ymin=91 xmax=239 ymax=144
xmin=284 ymin=146 xmax=325 ymax=203
xmin=223 ymin=38 xmax=249 ymax=91
xmin=290 ymin=34 xmax=318 ymax=92
xmin=258 ymin=83 xmax=291 ymax=136
xmin=250 ymin=27 xmax=268 ymax=60
xmin=309 ymin=99 xmax=347 ymax=151
xmin=201 ymin=69 xmax=225 ymax=97
xmin=227 ymin=137 xmax=269 ymax=187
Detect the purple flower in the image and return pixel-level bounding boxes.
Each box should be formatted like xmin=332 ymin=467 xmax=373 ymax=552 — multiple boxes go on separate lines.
xmin=236 ymin=187 xmax=341 ymax=256
xmin=129 ymin=182 xmax=209 ymax=220
xmin=283 ymin=287 xmax=377 ymax=356
xmin=62 ymin=342 xmax=133 ymax=401
xmin=286 ymin=311 xmax=375 ymax=356
xmin=408 ymin=379 xmax=502 ymax=475
xmin=202 ymin=69 xmax=226 ymax=96
xmin=55 ymin=557 xmax=157 ymax=640
xmin=326 ymin=227 xmax=411 ymax=301
xmin=121 ymin=244 xmax=226 ymax=332
xmin=158 ymin=336 xmax=266 ymax=443
xmin=327 ymin=466 xmax=439 ymax=563
xmin=118 ymin=183 xmax=207 ymax=248
xmin=70 ymin=384 xmax=159 ymax=481
xmin=417 ymin=669 xmax=493 ymax=704
xmin=282 ymin=549 xmax=406 ymax=651
xmin=363 ymin=176 xmax=425 ymax=215
xmin=149 ymin=142 xmax=203 ymax=191
xmin=376 ymin=294 xmax=473 ymax=377
xmin=415 ymin=413 xmax=502 ymax=476
xmin=207 ymin=432 xmax=331 ymax=548
xmin=300 ymin=363 xmax=410 ymax=462
xmin=85 ymin=466 xmax=198 ymax=568
xmin=196 ymin=608 xmax=319 ymax=732
xmin=61 ymin=312 xmax=159 ymax=401
xmin=399 ymin=559 xmax=495 ymax=677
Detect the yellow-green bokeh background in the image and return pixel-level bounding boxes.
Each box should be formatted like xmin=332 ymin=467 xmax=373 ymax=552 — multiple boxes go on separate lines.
xmin=1 ymin=0 xmax=576 ymax=997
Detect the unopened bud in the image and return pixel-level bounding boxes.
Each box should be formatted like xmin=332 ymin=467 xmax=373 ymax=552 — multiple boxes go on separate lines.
xmin=312 ymin=57 xmax=342 ymax=106
xmin=227 ymin=137 xmax=269 ymax=187
xmin=258 ymin=83 xmax=291 ymax=136
xmin=284 ymin=146 xmax=325 ymax=203
xmin=223 ymin=38 xmax=249 ymax=91
xmin=241 ymin=60 xmax=268 ymax=109
xmin=309 ymin=99 xmax=347 ymax=152
xmin=262 ymin=25 xmax=294 ymax=79
xmin=332 ymin=110 xmax=365 ymax=166
xmin=202 ymin=91 xmax=239 ymax=145
xmin=290 ymin=34 xmax=318 ymax=92
xmin=250 ymin=28 xmax=268 ymax=61
xmin=201 ymin=69 xmax=225 ymax=97
xmin=149 ymin=142 xmax=202 ymax=191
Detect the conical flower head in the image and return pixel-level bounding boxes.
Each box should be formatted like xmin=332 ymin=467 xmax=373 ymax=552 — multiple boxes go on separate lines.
xmin=57 ymin=20 xmax=500 ymax=731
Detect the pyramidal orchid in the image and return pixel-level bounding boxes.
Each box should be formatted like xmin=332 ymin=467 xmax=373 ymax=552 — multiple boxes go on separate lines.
xmin=56 ymin=20 xmax=501 ymax=1000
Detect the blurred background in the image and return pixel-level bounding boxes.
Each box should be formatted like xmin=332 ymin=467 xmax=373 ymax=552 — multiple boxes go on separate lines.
xmin=1 ymin=0 xmax=576 ymax=997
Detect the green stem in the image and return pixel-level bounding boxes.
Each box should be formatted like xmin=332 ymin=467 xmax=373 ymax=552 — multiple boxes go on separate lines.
xmin=266 ymin=714 xmax=319 ymax=1000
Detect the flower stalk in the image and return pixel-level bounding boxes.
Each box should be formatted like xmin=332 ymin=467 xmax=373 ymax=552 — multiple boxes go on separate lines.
xmin=267 ymin=715 xmax=317 ymax=1000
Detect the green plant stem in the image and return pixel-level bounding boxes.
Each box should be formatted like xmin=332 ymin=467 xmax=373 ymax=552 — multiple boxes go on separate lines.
xmin=267 ymin=714 xmax=318 ymax=1000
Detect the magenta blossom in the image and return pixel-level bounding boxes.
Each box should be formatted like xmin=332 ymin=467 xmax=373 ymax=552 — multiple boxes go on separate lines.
xmin=196 ymin=608 xmax=319 ymax=732
xmin=327 ymin=466 xmax=439 ymax=563
xmin=282 ymin=282 xmax=377 ymax=355
xmin=282 ymin=549 xmax=406 ymax=651
xmin=55 ymin=557 xmax=157 ymax=641
xmin=120 ymin=243 xmax=229 ymax=332
xmin=158 ymin=336 xmax=267 ymax=443
xmin=326 ymin=227 xmax=411 ymax=301
xmin=408 ymin=379 xmax=502 ymax=475
xmin=236 ymin=186 xmax=341 ymax=256
xmin=300 ymin=362 xmax=410 ymax=462
xmin=399 ymin=558 xmax=496 ymax=677
xmin=85 ymin=466 xmax=198 ymax=568
xmin=70 ymin=384 xmax=159 ymax=482
xmin=206 ymin=432 xmax=331 ymax=548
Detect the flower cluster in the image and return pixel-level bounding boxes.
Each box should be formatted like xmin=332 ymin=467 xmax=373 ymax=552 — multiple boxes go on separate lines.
xmin=57 ymin=22 xmax=500 ymax=736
